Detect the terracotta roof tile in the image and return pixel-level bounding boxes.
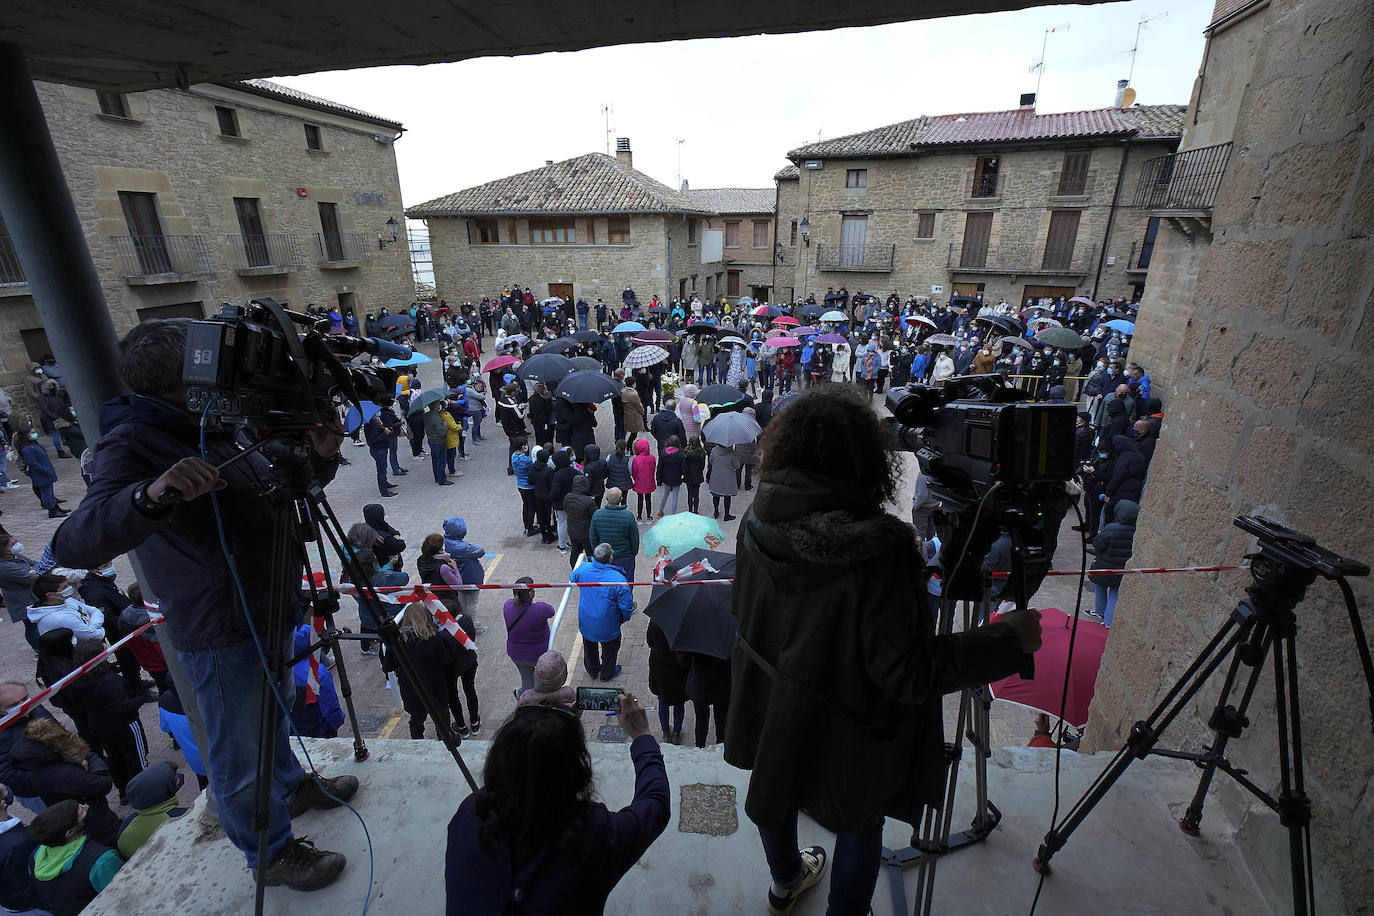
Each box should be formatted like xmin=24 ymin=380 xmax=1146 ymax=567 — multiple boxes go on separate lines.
xmin=230 ymin=78 xmax=402 ymax=130
xmin=774 ymin=164 xmax=800 ymax=181
xmin=685 ymin=188 xmax=775 ymax=213
xmin=788 ymin=116 xmax=929 ymax=159
xmin=1111 ymin=104 xmax=1187 ymax=140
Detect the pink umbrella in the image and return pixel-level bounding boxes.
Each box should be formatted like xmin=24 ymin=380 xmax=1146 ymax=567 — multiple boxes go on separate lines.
xmin=988 ymin=608 xmax=1109 ymax=729
xmin=772 ymin=315 xmax=800 ymax=327
xmin=1070 ymin=296 xmax=1095 ymax=306
xmin=764 ymin=328 xmax=788 ymax=339
xmin=904 ymin=314 xmax=937 ymax=327
xmin=482 ymin=354 xmax=521 ymax=372
xmin=768 ymin=336 xmax=802 ymax=347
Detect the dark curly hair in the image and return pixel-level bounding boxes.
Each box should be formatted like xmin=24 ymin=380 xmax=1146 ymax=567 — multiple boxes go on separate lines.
xmin=757 ymin=383 xmax=901 ymax=514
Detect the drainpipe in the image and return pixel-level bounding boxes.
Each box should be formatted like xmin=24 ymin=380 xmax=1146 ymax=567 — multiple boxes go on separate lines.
xmin=667 ymin=212 xmax=689 ymax=304
xmin=1092 ymin=141 xmax=1132 ymax=300
xmin=771 ymin=182 xmax=781 ymax=301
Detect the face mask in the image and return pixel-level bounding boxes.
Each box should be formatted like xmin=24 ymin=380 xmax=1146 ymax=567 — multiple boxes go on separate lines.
xmin=28 ymin=432 xmax=37 ymax=441
xmin=60 ymin=586 xmax=74 ymax=599
xmin=9 ymin=544 xmax=21 ymax=556
xmin=99 ymin=566 xmax=115 ymax=578
xmin=1054 ymin=360 xmax=1061 ymax=366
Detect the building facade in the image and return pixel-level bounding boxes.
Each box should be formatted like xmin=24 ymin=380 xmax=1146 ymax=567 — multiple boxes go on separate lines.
xmin=0 ymin=78 xmax=411 ymax=412
xmin=672 ymin=188 xmax=777 ymax=303
xmin=772 ymin=99 xmax=1184 ymax=305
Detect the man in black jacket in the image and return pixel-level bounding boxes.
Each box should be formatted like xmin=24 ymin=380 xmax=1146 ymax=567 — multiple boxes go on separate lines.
xmin=50 ymin=319 xmax=357 ymax=892
xmin=528 ymin=382 xmax=553 ymax=447
xmin=0 ymin=782 xmax=41 ymax=914
xmin=649 ymin=399 xmax=685 ymax=457
xmin=77 ymin=567 xmax=147 ymax=692
xmin=62 ymin=640 xmax=150 ymax=805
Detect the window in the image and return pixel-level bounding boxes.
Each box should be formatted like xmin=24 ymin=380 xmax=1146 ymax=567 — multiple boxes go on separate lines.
xmin=959 ymin=212 xmax=992 ymax=268
xmin=304 ymin=124 xmax=323 ymax=151
xmin=972 ymin=157 xmax=999 ymax=197
xmin=688 ymin=219 xmax=697 ymax=244
xmin=318 ymin=202 xmax=345 ymax=260
xmin=846 ymin=169 xmax=868 ymax=189
xmin=96 ymin=91 xmax=128 ymax=118
xmin=724 ymin=221 xmax=741 ymax=249
xmin=916 ymin=212 xmax=936 ymax=239
xmin=1057 ymin=151 xmax=1090 ymax=195
xmin=475 ymin=219 xmax=500 ymax=244
xmin=1137 ymin=217 xmax=1161 ymax=269
xmin=530 ymin=218 xmax=576 ymax=244
xmin=607 ymin=218 xmax=630 ymax=245
xmin=0 ymin=215 xmax=22 ymax=285
xmin=752 ymin=220 xmax=770 ymax=248
xmin=118 ymin=191 xmax=171 ymax=273
xmin=234 ymin=197 xmax=270 ymax=267
xmin=215 ymin=106 xmax=240 ymax=138
xmin=727 ymin=271 xmax=741 ymax=297
xmin=789 ymin=219 xmax=798 ymax=246
xmin=584 ymin=218 xmax=595 ymax=244
xmin=1041 ymin=210 xmax=1082 ymax=270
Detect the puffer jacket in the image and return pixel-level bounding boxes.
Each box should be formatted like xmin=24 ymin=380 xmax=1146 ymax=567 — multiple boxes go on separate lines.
xmin=605 ymin=450 xmax=633 ymax=493
xmin=441 ymin=517 xmax=485 ymax=586
xmin=528 ymin=450 xmax=554 ymax=501
xmin=564 ymin=477 xmax=597 ymax=545
xmin=8 ymin=719 xmax=121 ymax=846
xmin=1090 ymin=500 xmax=1139 ymax=588
xmin=582 ymin=444 xmax=608 ymax=501
xmin=630 ymin=439 xmax=657 ymax=495
xmin=657 ymin=446 xmax=684 ymax=488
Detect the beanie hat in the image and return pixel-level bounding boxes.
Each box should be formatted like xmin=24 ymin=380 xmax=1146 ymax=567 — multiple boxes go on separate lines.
xmin=515 ymin=651 xmax=581 ymax=714
xmin=126 ymin=761 xmax=179 ymax=810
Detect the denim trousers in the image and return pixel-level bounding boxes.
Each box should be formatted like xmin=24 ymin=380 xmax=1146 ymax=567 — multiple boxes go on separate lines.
xmin=429 ymin=442 xmax=448 ymax=482
xmin=756 ymin=809 xmax=883 ymax=915
xmin=369 ymin=446 xmax=391 ymax=495
xmin=34 ymin=483 xmax=55 ymax=510
xmin=1093 ymin=583 xmax=1119 ymax=627
xmin=657 ymin=483 xmax=680 ymax=515
xmin=180 ymin=637 xmax=306 ymax=868
xmin=387 ymin=436 xmax=402 ymax=473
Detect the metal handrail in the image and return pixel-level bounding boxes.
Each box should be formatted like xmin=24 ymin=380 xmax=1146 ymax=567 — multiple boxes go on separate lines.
xmin=112 ymin=234 xmax=213 ymax=277
xmin=226 ymin=233 xmax=303 ymax=270
xmin=1132 ymin=142 xmax=1233 ymax=210
xmin=815 ymin=243 xmax=895 ymax=271
xmin=315 ymin=230 xmax=370 ymax=262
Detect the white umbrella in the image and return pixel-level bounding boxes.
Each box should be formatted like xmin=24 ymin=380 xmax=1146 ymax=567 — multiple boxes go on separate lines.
xmin=1028 ymin=316 xmax=1062 ymax=327
xmin=542 ymin=296 xmax=565 ymax=307
xmin=716 ymin=335 xmax=747 ymax=347
xmin=821 ymin=310 xmax=846 ymax=322
xmin=623 ymin=345 xmax=668 ymax=369
xmin=903 ymin=314 xmax=937 ymax=328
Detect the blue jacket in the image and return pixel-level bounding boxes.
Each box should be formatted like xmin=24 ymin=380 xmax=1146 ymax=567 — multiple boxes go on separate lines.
xmin=442 ymin=517 xmax=486 ymax=585
xmin=292 ymin=625 xmax=345 ymax=736
xmin=156 ymin=699 xmax=205 ymax=777
xmin=569 ymin=560 xmax=633 ymax=642
xmin=510 ymin=449 xmax=533 ymax=488
xmin=19 ymin=442 xmax=56 ymax=488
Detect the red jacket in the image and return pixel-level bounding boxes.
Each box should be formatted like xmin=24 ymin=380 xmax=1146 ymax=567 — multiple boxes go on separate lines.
xmin=463 ymin=337 xmax=480 ymax=361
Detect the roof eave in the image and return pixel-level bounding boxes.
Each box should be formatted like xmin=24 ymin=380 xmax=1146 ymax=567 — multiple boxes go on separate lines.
xmin=406 ymin=207 xmax=714 ymax=218
xmin=216 ymin=80 xmax=404 ymax=131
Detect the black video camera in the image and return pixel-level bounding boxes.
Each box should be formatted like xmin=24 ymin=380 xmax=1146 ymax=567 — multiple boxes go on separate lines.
xmin=183 ymin=298 xmax=408 ymax=430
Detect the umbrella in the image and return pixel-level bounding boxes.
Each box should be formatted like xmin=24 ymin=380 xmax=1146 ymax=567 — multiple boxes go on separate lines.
xmin=1027 ymin=317 xmax=1062 ymax=327
xmin=1104 ymin=310 xmax=1134 ymax=322
xmin=1022 ymin=305 xmax=1053 ymax=315
xmin=814 ymin=333 xmax=846 ymax=345
xmin=633 ymin=329 xmax=674 ymax=346
xmin=376 ymin=314 xmax=415 ymax=332
xmin=482 ymin=354 xmax=521 ymax=373
xmin=570 ymin=356 xmax=603 ymax=371
xmin=538 ymin=336 xmax=579 ymax=354
xmin=554 ymin=370 xmax=623 ymax=403
xmin=977 ymin=315 xmax=1025 ymax=338
xmin=927 ymin=333 xmax=960 ymax=346
xmin=516 ymin=353 xmax=576 ymax=383
xmin=642 ymin=516 xmax=727 ymax=560
xmin=768 ymin=336 xmax=802 ymax=347
xmin=800 ymin=304 xmax=827 ymax=321
xmin=772 ymin=315 xmax=799 ymax=327
xmin=1069 ymin=296 xmax=1095 ymax=307
xmin=988 ymin=608 xmax=1108 ymax=729
xmin=703 ymin=411 xmax=762 ymax=447
xmin=644 ymin=549 xmax=737 ymax=659
xmin=695 ymin=384 xmax=749 ymax=411
xmin=1036 ymin=326 xmax=1088 ymax=349
xmin=999 ymin=336 xmax=1036 ymax=351
xmin=541 ymin=296 xmax=565 ymax=308
xmin=499 ymin=334 xmax=530 ymax=349
xmin=764 ymin=328 xmax=788 ymax=339
xmin=406 ymin=388 xmax=447 ymax=416
xmin=685 ymin=321 xmax=717 ymax=335
xmin=1104 ymin=319 xmax=1135 ymax=334
xmin=772 ymin=389 xmax=802 ymax=412
xmin=820 ymin=310 xmax=847 ymax=322
xmin=384 ymin=351 xmax=431 ymax=368
xmin=736 ymin=296 xmax=756 ymax=307
xmin=344 ymin=400 xmax=382 ymax=433
xmin=571 ymin=330 xmax=602 ymax=343
xmin=949 ymin=296 xmax=982 ymax=308
xmin=903 ymin=314 xmax=937 ymax=328
xmin=716 ymin=335 xmax=747 ymax=347
xmin=792 ymin=326 xmax=819 ymax=337
xmin=612 ymin=321 xmax=646 ymax=334
xmin=648 ymin=304 xmax=670 ymax=315
xmin=751 ymin=304 xmax=780 ymax=318
xmin=623 ymin=345 xmax=669 ymax=370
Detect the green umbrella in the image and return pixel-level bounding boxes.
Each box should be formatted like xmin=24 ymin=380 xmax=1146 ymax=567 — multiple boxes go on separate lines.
xmin=406 ymin=388 xmax=447 ymax=416
xmin=1035 ymin=326 xmax=1087 ymax=349
xmin=643 ymin=512 xmax=727 ymax=559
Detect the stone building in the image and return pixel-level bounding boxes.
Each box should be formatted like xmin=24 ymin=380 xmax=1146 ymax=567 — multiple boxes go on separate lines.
xmin=0 ymin=79 xmax=412 ymax=414
xmin=1082 ymin=0 xmax=1373 ymax=911
xmin=673 ymin=187 xmax=777 ymax=303
xmin=409 ymin=140 xmax=712 ymax=308
xmin=772 ymin=99 xmax=1184 ymax=306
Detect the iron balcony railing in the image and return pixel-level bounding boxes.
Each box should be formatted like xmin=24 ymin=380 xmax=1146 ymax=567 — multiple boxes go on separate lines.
xmin=947 ymin=243 xmax=1095 ymax=274
xmin=970 ymin=173 xmax=1000 ymax=198
xmin=315 ymin=231 xmax=370 ymax=263
xmin=1132 ymin=142 xmax=1233 ymax=211
xmin=226 ymin=233 xmax=303 ymax=270
xmin=0 ymin=237 xmax=25 ymax=286
xmin=113 ymin=234 xmax=213 ymax=278
xmin=815 ymin=243 xmax=895 ymax=272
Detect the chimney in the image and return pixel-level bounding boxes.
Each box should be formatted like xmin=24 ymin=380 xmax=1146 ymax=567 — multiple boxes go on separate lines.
xmin=615 ymin=137 xmax=632 ymax=168
xmin=1114 ymin=79 xmax=1129 ymax=107
xmin=680 ymin=179 xmax=689 ymax=191
xmin=1018 ymin=92 xmax=1036 ymax=110
xmin=545 ymin=160 xmax=553 ymax=166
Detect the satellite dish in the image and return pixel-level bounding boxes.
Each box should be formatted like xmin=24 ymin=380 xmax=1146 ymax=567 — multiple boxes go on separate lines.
xmin=1121 ymin=87 xmax=1137 ymax=107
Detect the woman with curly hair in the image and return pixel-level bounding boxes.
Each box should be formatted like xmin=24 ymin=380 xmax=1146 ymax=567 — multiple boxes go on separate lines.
xmin=723 ymin=384 xmax=1042 ymax=915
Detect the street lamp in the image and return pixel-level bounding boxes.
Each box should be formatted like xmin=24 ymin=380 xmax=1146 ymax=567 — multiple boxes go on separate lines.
xmin=378 ymin=216 xmax=400 ymax=250
xmin=799 ymin=217 xmax=810 ymax=247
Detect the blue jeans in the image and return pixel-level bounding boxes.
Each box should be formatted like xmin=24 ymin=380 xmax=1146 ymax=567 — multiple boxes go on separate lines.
xmin=387 ymin=436 xmax=402 ymax=473
xmin=369 ymin=446 xmax=392 ymax=495
xmin=1094 ymin=583 xmax=1119 ymax=626
xmin=429 ymin=441 xmax=447 ymax=482
xmin=757 ymin=809 xmax=883 ymax=915
xmin=49 ymin=430 xmax=62 ymax=453
xmin=611 ymin=557 xmax=636 ymax=583
xmin=657 ymin=483 xmax=680 ymax=516
xmin=34 ymin=483 xmax=55 ymax=510
xmin=180 ymin=638 xmax=306 ymax=867
xmin=657 ymin=703 xmax=685 ymax=735
xmin=578 ymin=313 xmax=588 ymax=331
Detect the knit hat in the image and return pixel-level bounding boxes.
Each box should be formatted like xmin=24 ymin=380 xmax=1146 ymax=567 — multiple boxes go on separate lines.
xmin=126 ymin=761 xmax=179 ymax=810
xmin=682 ymin=383 xmax=700 ymax=399
xmin=516 ymin=650 xmax=580 ymax=714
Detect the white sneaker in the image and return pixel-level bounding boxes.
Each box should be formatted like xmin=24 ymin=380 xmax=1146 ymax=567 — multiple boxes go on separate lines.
xmin=0 ymin=481 xmax=18 ymax=490
xmin=351 ymin=440 xmax=367 ymax=447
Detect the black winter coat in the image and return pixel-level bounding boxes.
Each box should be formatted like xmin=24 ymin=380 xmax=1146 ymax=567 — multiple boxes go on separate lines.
xmin=681 ymin=651 xmax=731 ymax=707
xmin=564 ymin=479 xmax=597 ymax=544
xmin=657 ymin=449 xmax=685 ymax=488
xmin=725 ymin=467 xmax=1025 ymax=833
xmin=62 ymin=664 xmax=145 ymax=741
xmin=549 ymin=454 xmax=577 ymax=508
xmin=1105 ymin=435 xmax=1147 ymax=505
xmin=1090 ymin=500 xmax=1140 ymax=588
xmin=528 ymin=459 xmax=553 ymax=502
xmin=8 ymin=724 xmax=121 ymax=847
xmin=646 ymin=621 xmax=689 ymax=706
xmin=605 ymin=454 xmax=633 ymax=493
xmin=0 ymin=706 xmax=54 ymax=798
xmin=682 ymin=449 xmax=706 ymax=487
xmin=649 ymin=410 xmax=685 ymax=454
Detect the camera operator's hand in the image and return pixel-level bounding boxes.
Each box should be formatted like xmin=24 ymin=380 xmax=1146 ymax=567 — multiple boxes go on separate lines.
xmin=618 ymin=689 xmax=651 ymax=740
xmin=148 ymin=458 xmax=226 ymax=503
xmin=1001 ymin=608 xmax=1043 ymax=654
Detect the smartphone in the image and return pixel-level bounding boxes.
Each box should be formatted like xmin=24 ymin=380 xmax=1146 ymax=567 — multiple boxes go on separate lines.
xmin=575 ymin=686 xmax=621 ymax=713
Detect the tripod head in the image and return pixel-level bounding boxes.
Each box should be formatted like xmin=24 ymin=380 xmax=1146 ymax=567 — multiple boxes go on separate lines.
xmin=1238 ymin=515 xmax=1370 ymax=583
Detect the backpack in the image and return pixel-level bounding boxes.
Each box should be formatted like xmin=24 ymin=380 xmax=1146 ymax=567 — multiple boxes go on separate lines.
xmin=7 ymin=445 xmax=29 ymax=477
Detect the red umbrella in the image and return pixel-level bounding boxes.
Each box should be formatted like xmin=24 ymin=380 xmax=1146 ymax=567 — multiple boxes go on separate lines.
xmin=482 ymin=354 xmax=521 ymax=372
xmin=772 ymin=315 xmax=800 ymax=327
xmin=988 ymin=608 xmax=1109 ymax=729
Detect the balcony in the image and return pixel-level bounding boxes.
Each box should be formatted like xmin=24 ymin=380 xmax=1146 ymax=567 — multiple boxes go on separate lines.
xmin=947 ymin=242 xmax=1095 ymax=278
xmin=969 ymin=173 xmax=1000 ymax=199
xmin=226 ymin=233 xmax=303 ymax=276
xmin=0 ymin=236 xmax=28 ymax=296
xmin=112 ymin=234 xmax=214 ymax=284
xmin=315 ymin=231 xmax=370 ymax=268
xmin=1132 ymin=142 xmax=1232 ymax=212
xmin=815 ymin=242 xmax=895 ymax=272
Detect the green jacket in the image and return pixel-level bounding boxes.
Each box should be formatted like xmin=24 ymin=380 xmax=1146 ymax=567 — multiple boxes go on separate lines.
xmin=423 ymin=409 xmax=449 ymax=444
xmin=587 ymin=504 xmax=639 ymax=562
xmin=723 ymin=467 xmax=1025 ymax=833
xmin=32 ymin=835 xmax=122 ymax=890
xmin=117 ymin=796 xmax=187 ymax=860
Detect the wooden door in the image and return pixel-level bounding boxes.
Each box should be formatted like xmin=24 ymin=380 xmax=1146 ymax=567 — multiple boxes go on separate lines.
xmin=1041 ymin=210 xmax=1082 ymax=270
xmin=1021 ymin=284 xmax=1077 ymax=304
xmin=953 ymin=282 xmax=983 ymax=298
xmin=960 ymin=212 xmax=992 ymax=268
xmin=548 ymin=283 xmax=574 ymax=303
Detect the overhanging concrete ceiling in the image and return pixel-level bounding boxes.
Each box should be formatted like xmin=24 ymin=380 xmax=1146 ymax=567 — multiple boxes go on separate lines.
xmin=3 ymin=0 xmax=1094 ymax=92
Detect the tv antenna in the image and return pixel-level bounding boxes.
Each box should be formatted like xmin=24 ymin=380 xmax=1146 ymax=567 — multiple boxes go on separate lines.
xmin=601 ymin=102 xmax=614 ymax=154
xmin=1126 ymin=11 xmax=1167 ymax=83
xmin=676 ymin=137 xmax=686 ymax=189
xmin=1028 ymin=22 xmax=1070 ymax=100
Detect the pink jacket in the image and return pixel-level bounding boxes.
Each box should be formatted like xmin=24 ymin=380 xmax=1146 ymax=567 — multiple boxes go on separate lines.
xmin=630 ymin=438 xmax=657 ymax=494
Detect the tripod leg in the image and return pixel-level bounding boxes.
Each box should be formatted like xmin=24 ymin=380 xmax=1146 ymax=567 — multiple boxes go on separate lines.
xmin=253 ymin=509 xmax=293 ymax=916
xmin=1274 ymin=631 xmax=1315 ymax=916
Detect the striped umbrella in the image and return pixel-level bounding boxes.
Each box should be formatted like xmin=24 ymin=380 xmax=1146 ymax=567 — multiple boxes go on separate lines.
xmin=623 ymin=345 xmax=669 ymax=369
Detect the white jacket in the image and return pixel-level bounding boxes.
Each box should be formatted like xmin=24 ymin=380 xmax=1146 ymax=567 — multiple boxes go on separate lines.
xmin=27 ymin=597 xmax=105 ymax=642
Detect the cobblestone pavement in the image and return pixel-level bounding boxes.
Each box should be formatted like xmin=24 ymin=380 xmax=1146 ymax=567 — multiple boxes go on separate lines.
xmin=0 ymin=340 xmax=1097 ymax=817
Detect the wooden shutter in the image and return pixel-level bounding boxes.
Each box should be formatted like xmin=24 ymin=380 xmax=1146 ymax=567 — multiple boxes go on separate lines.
xmin=960 ymin=212 xmax=992 ymax=268
xmin=1042 ymin=210 xmax=1081 ymax=270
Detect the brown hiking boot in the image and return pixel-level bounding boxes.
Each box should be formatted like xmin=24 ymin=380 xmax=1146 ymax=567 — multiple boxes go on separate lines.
xmin=257 ymin=837 xmax=346 ymax=891
xmin=287 ymin=773 xmax=360 ymax=818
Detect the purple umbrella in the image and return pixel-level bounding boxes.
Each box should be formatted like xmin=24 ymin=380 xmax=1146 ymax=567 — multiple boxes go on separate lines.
xmin=814 ymin=333 xmax=847 ymax=345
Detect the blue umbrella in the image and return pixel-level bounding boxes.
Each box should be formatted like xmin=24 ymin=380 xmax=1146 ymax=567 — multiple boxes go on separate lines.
xmin=612 ymin=321 xmax=646 ymax=334
xmin=384 ymin=351 xmax=431 ymax=368
xmin=344 ymin=401 xmax=382 ymax=433
xmin=1104 ymin=319 xmax=1135 ymax=334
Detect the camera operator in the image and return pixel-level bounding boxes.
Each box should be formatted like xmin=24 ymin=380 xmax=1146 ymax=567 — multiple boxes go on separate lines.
xmin=724 ymin=385 xmax=1041 ymax=915
xmin=50 ymin=319 xmax=359 ymax=892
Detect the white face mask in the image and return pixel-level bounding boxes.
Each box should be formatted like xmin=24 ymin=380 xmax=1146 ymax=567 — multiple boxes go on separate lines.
xmin=9 ymin=544 xmax=22 ymax=556
xmin=99 ymin=566 xmax=115 ymax=578
xmin=60 ymin=586 xmax=75 ymax=599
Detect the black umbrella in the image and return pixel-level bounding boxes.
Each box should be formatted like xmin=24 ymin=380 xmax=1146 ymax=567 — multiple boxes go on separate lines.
xmin=554 ymin=369 xmax=623 ymax=403
xmin=538 ymin=336 xmax=579 ymax=354
xmin=648 ymin=304 xmax=670 ymax=315
xmin=376 ymin=314 xmax=415 ymax=331
xmin=571 ymin=330 xmax=602 ymax=343
xmin=645 ymin=549 xmax=737 ymax=660
xmin=772 ymin=389 xmax=802 ymax=413
xmin=695 ymin=384 xmax=749 ymax=412
xmin=516 ymin=353 xmax=575 ymax=383
xmin=799 ymin=304 xmax=825 ymax=321
xmin=949 ymin=295 xmax=983 ymax=308
xmin=977 ymin=315 xmax=1025 ymax=338
xmin=569 ymin=356 xmax=602 ymax=372
xmin=684 ymin=322 xmax=718 ymax=335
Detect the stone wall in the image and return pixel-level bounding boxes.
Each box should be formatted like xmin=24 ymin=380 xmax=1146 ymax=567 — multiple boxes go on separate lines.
xmin=0 ymin=81 xmax=411 ymax=418
xmin=1086 ymin=1 xmax=1373 ymax=911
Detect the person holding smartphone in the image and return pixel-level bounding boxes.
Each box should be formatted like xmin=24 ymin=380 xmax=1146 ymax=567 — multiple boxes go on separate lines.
xmin=445 ymin=688 xmax=669 ymax=914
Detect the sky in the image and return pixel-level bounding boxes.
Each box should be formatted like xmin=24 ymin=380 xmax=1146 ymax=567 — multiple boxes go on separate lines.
xmin=272 ymin=0 xmax=1211 ymax=209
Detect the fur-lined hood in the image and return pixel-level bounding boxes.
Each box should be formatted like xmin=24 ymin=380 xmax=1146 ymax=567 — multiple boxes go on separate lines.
xmin=16 ymin=717 xmax=89 ymax=766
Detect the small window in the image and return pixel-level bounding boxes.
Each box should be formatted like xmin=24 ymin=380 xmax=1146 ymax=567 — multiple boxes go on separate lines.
xmin=724 ymin=221 xmax=741 ymax=249
xmin=846 ymin=169 xmax=868 ymax=189
xmin=752 ymin=220 xmax=770 ymax=248
xmin=304 ymin=124 xmax=323 ymax=151
xmin=688 ymin=219 xmax=697 ymax=245
xmin=530 ymin=218 xmax=576 ymax=244
xmin=475 ymin=219 xmax=500 ymax=244
xmin=789 ymin=220 xmax=798 ymax=246
xmin=916 ymin=212 xmax=935 ymax=239
xmin=727 ymin=270 xmax=741 ymax=297
xmin=972 ymin=157 xmax=999 ymax=197
xmin=96 ymin=91 xmax=128 ymax=118
xmin=607 ymin=218 xmax=630 ymax=245
xmin=216 ymin=106 xmax=240 ymax=138
xmin=1058 ymin=151 xmax=1091 ymax=195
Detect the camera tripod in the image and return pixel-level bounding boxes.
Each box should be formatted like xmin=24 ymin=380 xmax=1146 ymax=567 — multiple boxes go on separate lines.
xmin=1033 ymin=516 xmax=1373 ymax=916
